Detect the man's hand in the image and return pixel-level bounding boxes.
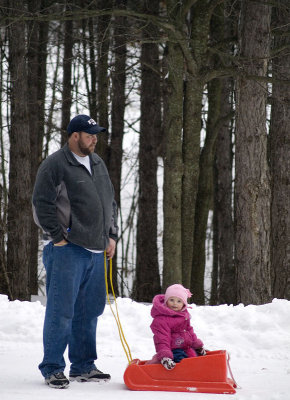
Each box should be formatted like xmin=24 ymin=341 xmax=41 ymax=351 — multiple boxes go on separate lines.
xmin=106 ymin=238 xmax=116 ymax=259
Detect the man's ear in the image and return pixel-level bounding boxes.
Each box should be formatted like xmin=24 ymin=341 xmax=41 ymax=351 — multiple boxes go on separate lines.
xmin=71 ymin=132 xmax=79 ymax=141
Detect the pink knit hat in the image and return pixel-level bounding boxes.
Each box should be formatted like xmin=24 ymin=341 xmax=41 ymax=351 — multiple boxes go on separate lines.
xmin=164 ymin=284 xmax=192 ymax=306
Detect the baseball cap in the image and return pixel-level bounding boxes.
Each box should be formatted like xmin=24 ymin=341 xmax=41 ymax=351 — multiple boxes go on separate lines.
xmin=67 ymin=114 xmax=106 ymax=135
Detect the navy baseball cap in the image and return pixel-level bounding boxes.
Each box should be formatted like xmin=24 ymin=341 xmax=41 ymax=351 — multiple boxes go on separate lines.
xmin=67 ymin=114 xmax=106 ymax=135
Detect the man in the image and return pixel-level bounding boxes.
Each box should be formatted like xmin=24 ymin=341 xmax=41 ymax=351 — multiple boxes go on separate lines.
xmin=32 ymin=114 xmax=118 ymax=388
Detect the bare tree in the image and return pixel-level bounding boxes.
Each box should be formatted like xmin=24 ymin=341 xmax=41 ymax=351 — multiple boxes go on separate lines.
xmin=162 ymin=0 xmax=184 ymax=288
xmin=61 ymin=3 xmax=74 ymax=147
xmin=96 ymin=0 xmax=112 ymax=162
xmin=270 ymin=0 xmax=290 ymax=300
xmin=27 ymin=0 xmax=50 ymax=295
xmin=212 ymin=2 xmax=236 ymax=305
xmin=181 ymin=0 xmax=210 ymax=289
xmin=213 ymin=77 xmax=235 ymax=305
xmin=192 ymin=78 xmax=222 ymax=304
xmin=186 ymin=1 xmax=219 ymax=303
xmin=108 ymin=0 xmax=127 ymax=295
xmin=7 ymin=0 xmax=31 ymax=300
xmin=235 ymin=0 xmax=272 ymax=305
xmin=27 ymin=0 xmax=40 ymax=295
xmin=0 ymin=4 xmax=11 ymax=297
xmin=134 ymin=0 xmax=161 ymax=302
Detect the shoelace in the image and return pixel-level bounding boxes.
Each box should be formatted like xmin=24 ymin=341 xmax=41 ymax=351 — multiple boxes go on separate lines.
xmin=54 ymin=372 xmax=66 ymax=379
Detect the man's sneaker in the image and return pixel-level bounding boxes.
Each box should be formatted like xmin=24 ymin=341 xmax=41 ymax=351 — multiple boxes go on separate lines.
xmin=45 ymin=372 xmax=69 ymax=389
xmin=69 ymin=368 xmax=111 ymax=383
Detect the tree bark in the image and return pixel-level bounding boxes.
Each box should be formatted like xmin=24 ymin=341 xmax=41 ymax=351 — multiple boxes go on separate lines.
xmin=0 ymin=38 xmax=9 ymax=295
xmin=88 ymin=17 xmax=97 ymax=117
xmin=81 ymin=7 xmax=97 ymax=119
xmin=7 ymin=0 xmax=31 ymax=301
xmin=37 ymin=4 xmax=49 ymax=162
xmin=191 ymin=77 xmax=222 ymax=305
xmin=181 ymin=76 xmax=203 ymax=289
xmin=108 ymin=0 xmax=127 ymax=296
xmin=211 ymin=2 xmax=236 ymax=305
xmin=27 ymin=0 xmax=40 ymax=295
xmin=213 ymin=78 xmax=235 ymax=305
xmin=96 ymin=0 xmax=112 ymax=162
xmin=188 ymin=1 xmax=220 ymax=304
xmin=61 ymin=5 xmax=73 ymax=147
xmin=235 ymin=0 xmax=272 ymax=305
xmin=135 ymin=0 xmax=161 ymax=302
xmin=162 ymin=1 xmax=184 ymax=289
xmin=270 ymin=1 xmax=290 ymax=300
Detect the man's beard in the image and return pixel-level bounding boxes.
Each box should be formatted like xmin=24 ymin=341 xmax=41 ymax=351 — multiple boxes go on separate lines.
xmin=78 ymin=137 xmax=95 ymax=156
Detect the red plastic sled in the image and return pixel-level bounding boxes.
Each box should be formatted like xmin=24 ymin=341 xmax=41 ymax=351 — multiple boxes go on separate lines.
xmin=124 ymin=350 xmax=237 ymax=394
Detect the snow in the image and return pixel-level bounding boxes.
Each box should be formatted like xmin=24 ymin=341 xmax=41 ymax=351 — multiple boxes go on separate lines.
xmin=0 ymin=294 xmax=289 ymax=400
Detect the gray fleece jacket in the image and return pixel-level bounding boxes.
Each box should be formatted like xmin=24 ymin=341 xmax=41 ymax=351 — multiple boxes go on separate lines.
xmin=32 ymin=144 xmax=118 ymax=250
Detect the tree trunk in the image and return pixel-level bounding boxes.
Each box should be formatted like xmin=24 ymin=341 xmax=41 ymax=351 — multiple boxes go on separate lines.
xmin=235 ymin=0 xmax=272 ymax=305
xmin=191 ymin=78 xmax=222 ymax=305
xmin=31 ymin=1 xmax=49 ymax=295
xmin=37 ymin=4 xmax=49 ymax=162
xmin=88 ymin=17 xmax=97 ymax=118
xmin=27 ymin=0 xmax=40 ymax=295
xmin=0 ymin=31 xmax=9 ymax=296
xmin=7 ymin=0 xmax=31 ymax=301
xmin=181 ymin=77 xmax=203 ymax=289
xmin=213 ymin=78 xmax=235 ymax=305
xmin=162 ymin=2 xmax=184 ymax=289
xmin=0 ymin=38 xmax=9 ymax=295
xmin=81 ymin=10 xmax=97 ymax=119
xmin=180 ymin=1 xmax=212 ymax=298
xmin=61 ymin=6 xmax=73 ymax=147
xmin=211 ymin=3 xmax=236 ymax=305
xmin=96 ymin=0 xmax=112 ymax=162
xmin=43 ymin=30 xmax=61 ymax=159
xmin=108 ymin=0 xmax=127 ymax=296
xmin=135 ymin=0 xmax=161 ymax=302
xmin=270 ymin=2 xmax=290 ymax=300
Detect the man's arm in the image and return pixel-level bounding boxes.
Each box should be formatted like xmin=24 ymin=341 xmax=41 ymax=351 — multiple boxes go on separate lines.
xmin=107 ymin=197 xmax=118 ymax=258
xmin=32 ymin=162 xmax=64 ymax=244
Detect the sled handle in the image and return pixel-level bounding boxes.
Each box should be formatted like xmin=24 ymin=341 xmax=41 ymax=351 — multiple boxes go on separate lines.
xmin=226 ymin=352 xmax=241 ymax=389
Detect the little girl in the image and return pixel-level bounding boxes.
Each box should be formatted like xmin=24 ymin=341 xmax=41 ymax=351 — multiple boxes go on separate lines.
xmin=149 ymin=284 xmax=206 ymax=370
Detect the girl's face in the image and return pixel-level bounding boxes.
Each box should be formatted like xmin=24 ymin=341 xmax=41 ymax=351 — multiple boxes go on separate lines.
xmin=166 ymin=296 xmax=184 ymax=311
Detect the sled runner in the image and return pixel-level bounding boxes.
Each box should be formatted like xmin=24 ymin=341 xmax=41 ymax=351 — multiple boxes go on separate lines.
xmin=124 ymin=350 xmax=237 ymax=394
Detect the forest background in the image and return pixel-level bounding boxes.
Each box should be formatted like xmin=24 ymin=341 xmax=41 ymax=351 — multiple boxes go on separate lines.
xmin=0 ymin=0 xmax=289 ymax=306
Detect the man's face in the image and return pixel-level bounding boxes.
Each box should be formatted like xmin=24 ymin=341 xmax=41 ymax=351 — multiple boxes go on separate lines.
xmin=77 ymin=132 xmax=97 ymax=155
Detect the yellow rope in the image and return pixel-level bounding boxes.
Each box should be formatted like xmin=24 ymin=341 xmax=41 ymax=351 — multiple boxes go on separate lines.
xmin=104 ymin=252 xmax=133 ymax=364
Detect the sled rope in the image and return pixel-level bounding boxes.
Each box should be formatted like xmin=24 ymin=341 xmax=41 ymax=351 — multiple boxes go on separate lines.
xmin=226 ymin=352 xmax=240 ymax=388
xmin=104 ymin=252 xmax=133 ymax=364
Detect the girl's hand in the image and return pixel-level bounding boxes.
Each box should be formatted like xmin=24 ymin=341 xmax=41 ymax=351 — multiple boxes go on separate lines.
xmin=196 ymin=347 xmax=207 ymax=356
xmin=161 ymin=357 xmax=176 ymax=370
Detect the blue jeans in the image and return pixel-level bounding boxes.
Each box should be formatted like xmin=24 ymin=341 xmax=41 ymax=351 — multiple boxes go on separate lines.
xmin=39 ymin=242 xmax=106 ymax=378
xmin=172 ymin=348 xmax=188 ymax=363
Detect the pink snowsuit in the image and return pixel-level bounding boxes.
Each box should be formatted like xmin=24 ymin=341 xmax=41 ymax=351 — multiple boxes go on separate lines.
xmin=150 ymin=294 xmax=203 ymax=361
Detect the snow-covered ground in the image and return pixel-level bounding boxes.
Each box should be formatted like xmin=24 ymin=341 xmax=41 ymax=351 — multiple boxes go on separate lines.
xmin=0 ymin=294 xmax=289 ymax=400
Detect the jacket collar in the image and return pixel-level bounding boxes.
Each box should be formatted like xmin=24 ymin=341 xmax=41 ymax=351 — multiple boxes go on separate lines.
xmin=62 ymin=143 xmax=100 ymax=166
